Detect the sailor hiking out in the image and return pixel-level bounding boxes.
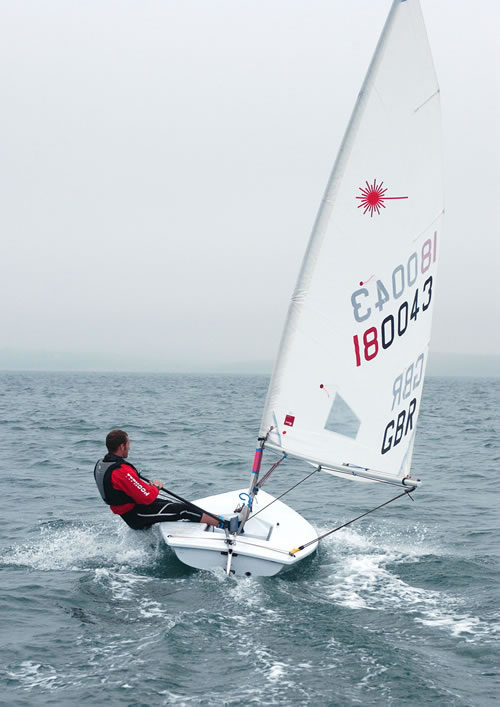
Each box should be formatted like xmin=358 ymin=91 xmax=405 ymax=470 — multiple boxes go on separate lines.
xmin=94 ymin=429 xmax=237 ymax=531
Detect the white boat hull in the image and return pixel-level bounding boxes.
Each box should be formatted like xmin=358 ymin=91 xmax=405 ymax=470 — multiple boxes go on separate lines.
xmin=158 ymin=489 xmax=318 ymax=577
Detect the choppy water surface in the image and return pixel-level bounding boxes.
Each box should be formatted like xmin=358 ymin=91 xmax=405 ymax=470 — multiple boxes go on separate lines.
xmin=0 ymin=373 xmax=498 ymax=705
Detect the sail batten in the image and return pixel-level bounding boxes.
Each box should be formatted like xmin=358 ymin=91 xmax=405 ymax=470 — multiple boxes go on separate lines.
xmin=259 ymin=0 xmax=442 ymax=482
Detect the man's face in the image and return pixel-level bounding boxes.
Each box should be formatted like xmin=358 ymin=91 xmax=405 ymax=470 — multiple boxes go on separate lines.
xmin=122 ymin=437 xmax=130 ymax=458
xmin=116 ymin=436 xmax=130 ymax=458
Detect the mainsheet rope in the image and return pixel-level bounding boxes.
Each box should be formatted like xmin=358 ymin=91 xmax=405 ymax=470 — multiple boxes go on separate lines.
xmin=249 ymin=465 xmax=322 ymax=520
xmin=248 ymin=453 xmax=416 ymax=555
xmin=289 ymin=488 xmax=414 ymax=556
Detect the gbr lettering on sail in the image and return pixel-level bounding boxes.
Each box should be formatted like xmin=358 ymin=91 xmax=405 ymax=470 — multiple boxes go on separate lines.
xmin=381 ymin=352 xmax=424 ymax=454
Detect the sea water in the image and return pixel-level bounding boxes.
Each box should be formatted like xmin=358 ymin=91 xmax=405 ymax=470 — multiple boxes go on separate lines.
xmin=0 ymin=372 xmax=498 ymax=706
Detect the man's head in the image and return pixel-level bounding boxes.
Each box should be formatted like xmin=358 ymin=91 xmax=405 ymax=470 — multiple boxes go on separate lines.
xmin=106 ymin=429 xmax=130 ymax=458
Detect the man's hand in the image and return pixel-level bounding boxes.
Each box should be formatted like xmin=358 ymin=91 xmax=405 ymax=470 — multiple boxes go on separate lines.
xmin=152 ymin=480 xmax=164 ymax=489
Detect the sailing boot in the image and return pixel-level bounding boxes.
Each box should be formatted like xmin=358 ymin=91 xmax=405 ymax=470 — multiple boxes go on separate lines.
xmin=219 ymin=515 xmax=240 ymax=533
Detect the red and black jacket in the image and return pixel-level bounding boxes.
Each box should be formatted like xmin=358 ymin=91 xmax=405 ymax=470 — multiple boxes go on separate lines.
xmin=94 ymin=453 xmax=160 ymax=515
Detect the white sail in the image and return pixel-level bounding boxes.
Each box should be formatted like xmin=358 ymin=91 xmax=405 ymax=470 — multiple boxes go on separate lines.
xmin=260 ymin=0 xmax=443 ymax=483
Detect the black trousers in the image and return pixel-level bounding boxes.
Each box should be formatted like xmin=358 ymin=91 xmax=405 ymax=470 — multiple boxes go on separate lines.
xmin=120 ymin=499 xmax=203 ymax=530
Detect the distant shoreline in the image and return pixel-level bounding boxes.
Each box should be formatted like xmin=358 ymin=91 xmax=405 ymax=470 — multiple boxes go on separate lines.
xmin=0 ymin=351 xmax=499 ymax=377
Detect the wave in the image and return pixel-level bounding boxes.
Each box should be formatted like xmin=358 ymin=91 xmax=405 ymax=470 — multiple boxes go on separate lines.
xmin=0 ymin=518 xmax=162 ymax=573
xmin=304 ymin=523 xmax=499 ymax=645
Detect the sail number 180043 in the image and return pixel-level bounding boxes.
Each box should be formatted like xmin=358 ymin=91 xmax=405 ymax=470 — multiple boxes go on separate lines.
xmin=351 ymin=232 xmax=437 ymax=368
xmin=353 ymin=277 xmax=433 ymax=366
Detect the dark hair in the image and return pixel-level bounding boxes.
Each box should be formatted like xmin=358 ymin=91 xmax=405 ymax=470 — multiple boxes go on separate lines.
xmin=106 ymin=429 xmax=128 ymax=453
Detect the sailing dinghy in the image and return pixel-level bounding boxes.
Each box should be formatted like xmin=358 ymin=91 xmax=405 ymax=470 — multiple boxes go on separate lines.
xmin=160 ymin=0 xmax=443 ymax=576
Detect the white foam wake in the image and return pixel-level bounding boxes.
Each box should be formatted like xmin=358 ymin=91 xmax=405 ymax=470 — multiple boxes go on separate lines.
xmin=311 ymin=524 xmax=498 ymax=644
xmin=1 ymin=518 xmax=160 ymax=571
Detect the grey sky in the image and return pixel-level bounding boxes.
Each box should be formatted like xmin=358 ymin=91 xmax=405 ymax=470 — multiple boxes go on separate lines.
xmin=1 ymin=0 xmax=499 ymax=371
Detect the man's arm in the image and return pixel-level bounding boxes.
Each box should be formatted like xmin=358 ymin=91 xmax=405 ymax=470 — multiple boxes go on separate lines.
xmin=111 ymin=466 xmax=160 ymax=505
xmin=137 ymin=471 xmax=163 ymax=489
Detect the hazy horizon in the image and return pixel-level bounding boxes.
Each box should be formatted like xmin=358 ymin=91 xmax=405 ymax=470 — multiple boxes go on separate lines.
xmin=1 ymin=349 xmax=499 ymax=378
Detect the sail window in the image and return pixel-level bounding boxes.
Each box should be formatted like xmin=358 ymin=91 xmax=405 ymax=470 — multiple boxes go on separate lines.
xmin=324 ymin=394 xmax=360 ymax=439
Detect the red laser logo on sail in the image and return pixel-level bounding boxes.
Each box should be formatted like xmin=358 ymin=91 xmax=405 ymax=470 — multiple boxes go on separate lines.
xmin=356 ymin=180 xmax=408 ymax=217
